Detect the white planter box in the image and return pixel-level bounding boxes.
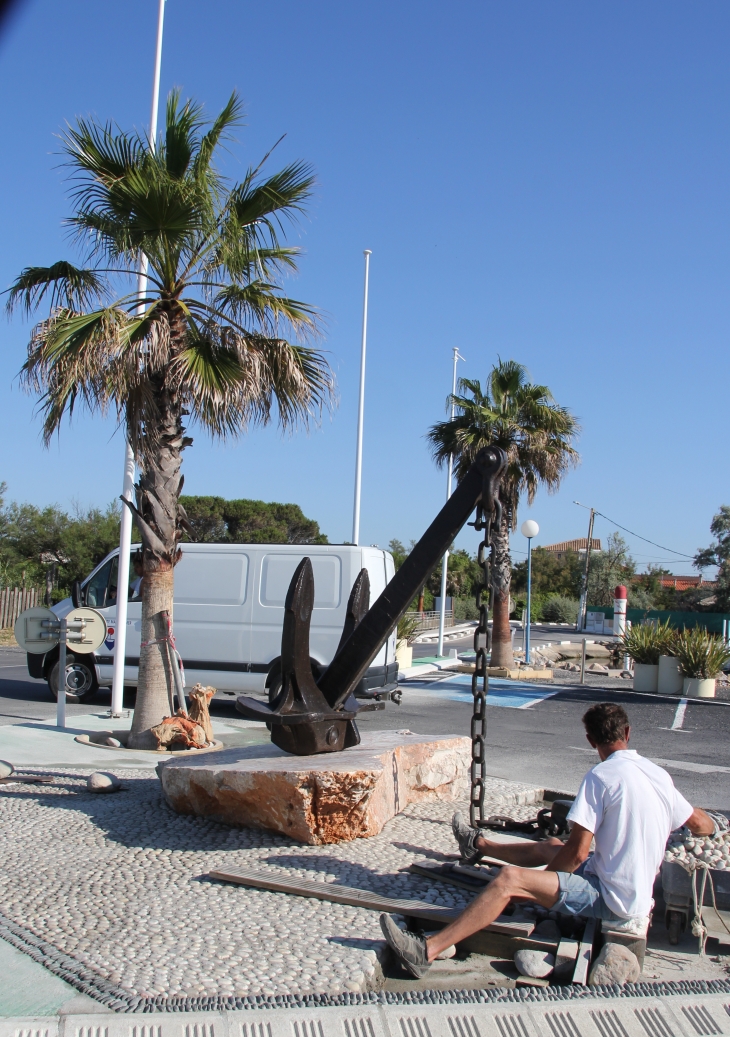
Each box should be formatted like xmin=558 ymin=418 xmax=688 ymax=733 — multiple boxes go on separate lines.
xmin=683 ymin=677 xmax=716 ymax=698
xmin=395 ymin=642 xmax=412 ymax=670
xmin=633 ymin=663 xmax=658 ymax=693
xmin=658 ymin=654 xmax=683 ymax=695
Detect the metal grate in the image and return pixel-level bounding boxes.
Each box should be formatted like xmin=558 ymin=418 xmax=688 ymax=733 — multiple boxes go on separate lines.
xmin=241 ymin=1025 xmax=273 ymax=1037
xmin=495 ymin=1015 xmax=531 ymax=1037
xmin=635 ymin=1009 xmax=675 ymax=1037
xmin=293 ymin=1023 xmax=325 ymax=1037
xmin=399 ymin=1019 xmax=432 ymax=1037
xmin=448 ymin=1017 xmax=481 ymax=1037
xmin=590 ymin=1011 xmax=629 ymax=1037
xmin=681 ymin=1007 xmax=722 ymax=1036
xmin=343 ymin=1021 xmax=376 ymax=1037
xmin=545 ymin=1013 xmax=583 ymax=1037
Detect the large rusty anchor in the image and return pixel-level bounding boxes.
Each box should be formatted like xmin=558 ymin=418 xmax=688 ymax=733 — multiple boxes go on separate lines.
xmin=236 ymin=446 xmax=507 ymax=755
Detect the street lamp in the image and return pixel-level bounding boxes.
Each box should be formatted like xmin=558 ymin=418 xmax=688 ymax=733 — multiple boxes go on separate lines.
xmin=521 ymin=519 xmax=539 ymax=665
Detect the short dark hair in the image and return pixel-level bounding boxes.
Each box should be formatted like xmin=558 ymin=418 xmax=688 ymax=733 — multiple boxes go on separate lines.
xmin=582 ymin=702 xmax=630 ymax=745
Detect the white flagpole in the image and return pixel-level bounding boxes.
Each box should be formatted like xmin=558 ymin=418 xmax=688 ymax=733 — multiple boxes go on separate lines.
xmin=111 ymin=0 xmax=166 ymax=717
xmin=436 ymin=347 xmax=465 ymax=657
xmin=351 ymin=250 xmax=371 ymax=547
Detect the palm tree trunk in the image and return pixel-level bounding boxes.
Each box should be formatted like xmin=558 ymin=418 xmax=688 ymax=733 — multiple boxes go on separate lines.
xmin=490 ymin=514 xmax=514 ymax=668
xmin=127 ymin=310 xmax=190 ymax=748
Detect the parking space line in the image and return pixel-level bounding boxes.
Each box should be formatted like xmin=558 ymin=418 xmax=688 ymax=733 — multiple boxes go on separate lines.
xmin=671 ymin=698 xmax=688 ymax=731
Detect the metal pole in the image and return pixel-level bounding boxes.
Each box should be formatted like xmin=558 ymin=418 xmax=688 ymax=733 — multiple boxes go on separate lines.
xmin=352 ymin=250 xmax=371 ymax=546
xmin=111 ymin=0 xmax=166 ymax=717
xmin=580 ymin=637 xmax=587 ymax=684
xmin=57 ymin=617 xmax=67 ymax=729
xmin=525 ymin=537 xmax=533 ymax=665
xmin=576 ymin=507 xmax=595 ymax=632
xmin=437 ymin=348 xmax=464 ymax=656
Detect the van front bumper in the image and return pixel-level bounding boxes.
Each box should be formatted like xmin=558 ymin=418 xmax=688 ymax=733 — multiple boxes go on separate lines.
xmin=355 ymin=661 xmax=399 ymax=700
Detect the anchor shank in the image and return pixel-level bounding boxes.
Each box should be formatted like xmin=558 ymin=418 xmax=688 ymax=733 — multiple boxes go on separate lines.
xmin=319 ymin=447 xmax=506 ymax=710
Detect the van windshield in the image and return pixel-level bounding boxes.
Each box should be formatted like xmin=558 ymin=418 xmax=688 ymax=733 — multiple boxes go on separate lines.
xmin=84 ymin=557 xmax=119 ymax=608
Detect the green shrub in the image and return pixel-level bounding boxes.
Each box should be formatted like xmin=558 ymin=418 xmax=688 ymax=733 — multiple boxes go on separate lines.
xmin=619 ymin=620 xmax=674 ymax=665
xmin=674 ymin=627 xmax=730 ymax=678
xmin=541 ymin=595 xmax=579 ymax=624
xmin=453 ymin=597 xmax=480 ymax=622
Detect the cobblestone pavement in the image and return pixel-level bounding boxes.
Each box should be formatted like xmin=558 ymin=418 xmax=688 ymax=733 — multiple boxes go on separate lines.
xmin=0 ymin=768 xmax=543 ymax=1005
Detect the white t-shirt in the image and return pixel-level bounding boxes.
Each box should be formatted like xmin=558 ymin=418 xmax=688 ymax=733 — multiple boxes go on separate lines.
xmin=567 ymin=749 xmax=692 ymax=919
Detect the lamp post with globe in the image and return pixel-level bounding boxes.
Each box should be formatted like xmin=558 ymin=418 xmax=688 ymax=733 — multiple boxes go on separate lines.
xmin=521 ymin=519 xmax=540 ymax=665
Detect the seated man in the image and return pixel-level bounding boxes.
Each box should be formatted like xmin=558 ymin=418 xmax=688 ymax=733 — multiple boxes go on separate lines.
xmin=381 ymin=701 xmax=717 ymax=977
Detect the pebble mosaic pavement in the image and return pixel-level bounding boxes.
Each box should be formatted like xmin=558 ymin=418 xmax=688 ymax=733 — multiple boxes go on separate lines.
xmin=0 ymin=767 xmax=545 ymax=1007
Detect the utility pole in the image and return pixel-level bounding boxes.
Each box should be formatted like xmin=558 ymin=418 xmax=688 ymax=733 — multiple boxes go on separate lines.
xmin=352 ymin=250 xmax=372 ymax=547
xmin=575 ymin=502 xmax=595 ymax=633
xmin=436 ymin=348 xmax=465 ymax=657
xmin=111 ymin=0 xmax=167 ymax=717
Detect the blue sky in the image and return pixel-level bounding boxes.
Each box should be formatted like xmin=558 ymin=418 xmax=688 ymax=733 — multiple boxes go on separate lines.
xmin=0 ymin=1 xmax=727 ymax=573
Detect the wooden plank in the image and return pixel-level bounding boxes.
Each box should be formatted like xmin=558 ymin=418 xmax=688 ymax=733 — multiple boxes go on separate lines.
xmin=408 ymin=860 xmax=499 ymax=893
xmin=699 ymin=907 xmax=730 ymax=946
xmin=209 ymin=866 xmax=534 ymax=936
xmin=553 ymin=937 xmax=579 ymax=982
xmin=572 ymin=918 xmax=596 ymax=985
xmin=459 ymin=930 xmax=557 ymax=958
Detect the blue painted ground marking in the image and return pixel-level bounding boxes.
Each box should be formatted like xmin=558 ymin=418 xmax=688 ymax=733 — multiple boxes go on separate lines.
xmin=403 ymin=672 xmax=558 ymax=709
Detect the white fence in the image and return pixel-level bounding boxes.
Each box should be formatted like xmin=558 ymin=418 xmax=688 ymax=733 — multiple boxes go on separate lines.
xmin=0 ymin=587 xmax=42 ymax=630
xmin=404 ymin=609 xmax=454 ymax=632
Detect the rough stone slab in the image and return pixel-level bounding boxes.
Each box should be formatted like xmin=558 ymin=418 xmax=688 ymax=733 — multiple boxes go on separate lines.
xmin=157 ymin=731 xmax=471 ymax=844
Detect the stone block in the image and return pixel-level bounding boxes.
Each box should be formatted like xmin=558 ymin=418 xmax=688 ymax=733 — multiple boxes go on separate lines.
xmin=157 ymin=731 xmax=471 ymax=844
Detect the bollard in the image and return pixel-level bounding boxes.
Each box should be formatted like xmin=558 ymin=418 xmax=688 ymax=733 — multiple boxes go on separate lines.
xmin=580 ymin=637 xmax=587 ymax=684
xmin=613 ymin=585 xmax=627 ymax=639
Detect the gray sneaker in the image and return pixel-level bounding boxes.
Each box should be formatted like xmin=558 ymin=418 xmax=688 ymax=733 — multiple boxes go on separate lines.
xmin=452 ymin=811 xmax=484 ymax=864
xmin=379 ymin=913 xmax=430 ymax=978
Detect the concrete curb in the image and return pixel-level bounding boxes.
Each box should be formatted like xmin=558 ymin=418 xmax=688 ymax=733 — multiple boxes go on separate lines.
xmin=2 ymin=982 xmax=730 ymax=1029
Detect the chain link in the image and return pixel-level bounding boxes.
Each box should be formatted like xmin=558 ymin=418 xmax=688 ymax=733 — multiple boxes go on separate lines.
xmin=470 ymin=496 xmax=496 ymax=827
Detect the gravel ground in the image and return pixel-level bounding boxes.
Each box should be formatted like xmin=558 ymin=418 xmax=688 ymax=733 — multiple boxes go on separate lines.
xmin=0 ymin=768 xmax=542 ymax=1004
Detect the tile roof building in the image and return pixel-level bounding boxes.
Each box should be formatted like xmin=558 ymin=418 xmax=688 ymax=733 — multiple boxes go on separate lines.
xmin=542 ymin=538 xmax=602 ymax=556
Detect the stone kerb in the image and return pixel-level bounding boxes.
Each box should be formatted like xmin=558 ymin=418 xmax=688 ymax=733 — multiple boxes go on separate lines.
xmin=157 ymin=731 xmax=471 ymax=844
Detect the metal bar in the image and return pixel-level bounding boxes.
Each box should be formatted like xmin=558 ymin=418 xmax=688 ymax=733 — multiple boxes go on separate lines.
xmin=319 ymin=447 xmax=505 ymax=709
xmin=57 ymin=618 xmax=67 ymax=729
xmin=580 ymin=637 xmax=587 ymax=684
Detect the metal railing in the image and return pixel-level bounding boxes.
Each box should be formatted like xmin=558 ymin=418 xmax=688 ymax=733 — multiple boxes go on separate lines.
xmin=404 ymin=609 xmax=454 ymax=632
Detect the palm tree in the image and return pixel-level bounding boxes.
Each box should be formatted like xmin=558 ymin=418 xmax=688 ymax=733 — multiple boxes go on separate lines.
xmin=427 ymin=360 xmax=579 ymax=668
xmin=6 ymin=92 xmax=333 ymax=747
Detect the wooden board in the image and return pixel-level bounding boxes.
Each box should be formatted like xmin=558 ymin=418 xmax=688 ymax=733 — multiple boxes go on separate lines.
xmin=572 ymin=918 xmax=596 ymax=985
xmin=209 ymin=866 xmax=534 ymax=937
xmin=408 ymin=860 xmax=499 ymax=893
xmin=700 ymin=907 xmax=730 ymax=947
xmin=553 ymin=937 xmax=579 ymax=982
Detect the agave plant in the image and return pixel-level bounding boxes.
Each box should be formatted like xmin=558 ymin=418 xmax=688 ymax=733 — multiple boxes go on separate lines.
xmin=396 ymin=613 xmax=421 ymax=646
xmin=619 ymin=620 xmax=675 ymax=665
xmin=674 ymin=627 xmax=730 ymax=679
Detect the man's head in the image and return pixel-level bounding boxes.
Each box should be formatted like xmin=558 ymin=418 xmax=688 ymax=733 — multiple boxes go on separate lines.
xmin=582 ymin=702 xmax=630 ymax=759
xmin=132 ymin=554 xmax=143 ymax=576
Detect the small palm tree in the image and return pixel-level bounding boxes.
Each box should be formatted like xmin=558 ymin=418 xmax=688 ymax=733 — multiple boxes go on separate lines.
xmin=7 ymin=91 xmax=333 ymax=747
xmin=427 ymin=360 xmax=579 ymax=667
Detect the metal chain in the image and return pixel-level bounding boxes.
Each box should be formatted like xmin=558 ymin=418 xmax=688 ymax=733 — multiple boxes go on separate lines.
xmin=470 ymin=492 xmax=498 ymax=827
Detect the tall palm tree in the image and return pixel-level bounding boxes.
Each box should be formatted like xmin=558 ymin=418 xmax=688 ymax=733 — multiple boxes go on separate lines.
xmin=427 ymin=360 xmax=579 ymax=668
xmin=6 ymin=91 xmax=333 ymax=747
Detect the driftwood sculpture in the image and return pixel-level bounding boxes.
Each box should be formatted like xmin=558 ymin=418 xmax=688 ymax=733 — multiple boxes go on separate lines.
xmin=150 ymin=713 xmax=206 ymax=751
xmin=188 ymin=684 xmax=216 ymax=743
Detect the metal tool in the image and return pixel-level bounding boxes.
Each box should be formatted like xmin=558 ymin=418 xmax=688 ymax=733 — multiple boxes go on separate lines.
xmin=236 ymin=446 xmax=507 ymax=755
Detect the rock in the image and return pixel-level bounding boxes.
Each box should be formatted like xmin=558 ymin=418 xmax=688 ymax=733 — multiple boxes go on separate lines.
xmin=534 ymin=919 xmax=561 ymax=941
xmin=0 ymin=760 xmax=14 ymax=778
xmin=105 ymin=737 xmax=122 ymax=747
xmin=588 ymin=663 xmax=609 ymax=674
xmin=76 ymin=734 xmax=90 ymax=743
xmin=514 ymin=949 xmax=555 ymax=978
xmin=158 ymin=731 xmax=471 ymax=845
xmin=87 ymin=772 xmax=121 ymax=793
xmin=588 ymin=942 xmax=641 ymax=986
xmin=620 ymin=671 xmax=633 ymax=679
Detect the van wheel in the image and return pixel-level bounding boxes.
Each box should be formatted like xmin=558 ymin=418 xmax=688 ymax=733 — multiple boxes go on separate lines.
xmin=47 ymin=657 xmax=99 ymax=704
xmin=267 ymin=659 xmax=323 ymax=711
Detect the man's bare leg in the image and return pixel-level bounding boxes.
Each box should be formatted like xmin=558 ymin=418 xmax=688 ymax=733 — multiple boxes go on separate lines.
xmin=426 ymin=865 xmax=561 ymax=961
xmin=475 ymin=835 xmax=563 ymax=868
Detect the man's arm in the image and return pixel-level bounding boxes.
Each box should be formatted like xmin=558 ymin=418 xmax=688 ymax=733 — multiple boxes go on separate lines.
xmin=685 ymin=807 xmax=716 ymax=836
xmin=545 ymin=823 xmax=594 ymax=874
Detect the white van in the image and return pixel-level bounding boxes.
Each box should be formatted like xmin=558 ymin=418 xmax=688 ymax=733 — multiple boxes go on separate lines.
xmin=27 ymin=543 xmax=398 ymax=704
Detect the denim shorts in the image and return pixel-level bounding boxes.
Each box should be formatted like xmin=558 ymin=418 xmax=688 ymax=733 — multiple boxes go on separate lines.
xmin=554 ymin=860 xmax=624 ymax=922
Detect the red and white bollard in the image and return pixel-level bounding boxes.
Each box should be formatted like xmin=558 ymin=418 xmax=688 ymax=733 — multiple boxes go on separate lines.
xmin=613 ymin=585 xmax=627 ymax=639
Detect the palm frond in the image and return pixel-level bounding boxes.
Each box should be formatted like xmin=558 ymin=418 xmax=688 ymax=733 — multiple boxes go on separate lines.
xmin=5 ymin=263 xmax=106 ymax=315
